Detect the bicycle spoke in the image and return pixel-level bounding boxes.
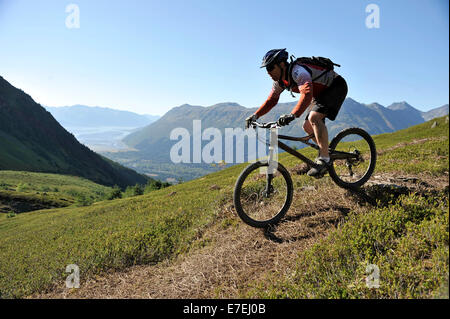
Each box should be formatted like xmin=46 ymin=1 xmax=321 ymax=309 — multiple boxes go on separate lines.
xmin=239 ymin=169 xmax=288 ymax=223
xmin=330 ymin=131 xmax=375 ymax=186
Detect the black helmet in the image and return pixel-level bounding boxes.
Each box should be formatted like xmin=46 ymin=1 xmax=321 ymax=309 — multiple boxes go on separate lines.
xmin=260 ymin=48 xmax=288 ymax=68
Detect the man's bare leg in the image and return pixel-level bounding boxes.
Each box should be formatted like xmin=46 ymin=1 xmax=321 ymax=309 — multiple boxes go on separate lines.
xmin=308 ymin=111 xmax=329 ymax=158
xmin=302 ymin=120 xmax=318 ymax=144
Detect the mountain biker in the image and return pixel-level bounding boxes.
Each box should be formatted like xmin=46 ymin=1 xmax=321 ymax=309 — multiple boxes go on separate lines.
xmin=245 ymin=48 xmax=348 ymax=178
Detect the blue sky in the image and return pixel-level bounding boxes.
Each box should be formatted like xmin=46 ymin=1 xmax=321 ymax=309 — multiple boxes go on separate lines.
xmin=0 ymin=0 xmax=448 ymax=115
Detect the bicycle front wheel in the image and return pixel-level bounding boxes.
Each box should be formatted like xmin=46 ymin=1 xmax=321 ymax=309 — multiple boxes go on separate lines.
xmin=328 ymin=127 xmax=377 ymax=189
xmin=233 ymin=161 xmax=293 ymax=228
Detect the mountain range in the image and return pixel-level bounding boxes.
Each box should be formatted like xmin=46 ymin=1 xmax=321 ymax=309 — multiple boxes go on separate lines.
xmin=44 ymin=105 xmax=160 ymax=152
xmin=44 ymin=105 xmax=159 ymax=128
xmin=123 ymin=99 xmax=448 ymax=152
xmin=0 ymin=76 xmax=149 ymax=188
xmin=111 ymin=99 xmax=448 ymax=181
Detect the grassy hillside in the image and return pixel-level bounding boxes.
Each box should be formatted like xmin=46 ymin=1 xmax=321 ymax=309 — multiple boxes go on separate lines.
xmin=0 ymin=76 xmax=149 ymax=188
xmin=0 ymin=116 xmax=448 ymax=298
xmin=0 ymin=171 xmax=115 ymax=216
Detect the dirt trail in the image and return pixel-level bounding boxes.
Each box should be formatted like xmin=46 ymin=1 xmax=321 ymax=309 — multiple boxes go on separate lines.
xmin=33 ymin=172 xmax=448 ymax=299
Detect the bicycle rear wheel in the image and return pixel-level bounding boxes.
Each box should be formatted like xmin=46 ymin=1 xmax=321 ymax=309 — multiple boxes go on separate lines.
xmin=233 ymin=161 xmax=293 ymax=228
xmin=328 ymin=127 xmax=377 ymax=189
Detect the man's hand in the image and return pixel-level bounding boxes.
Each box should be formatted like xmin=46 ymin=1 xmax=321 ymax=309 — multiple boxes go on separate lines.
xmin=245 ymin=114 xmax=258 ymax=129
xmin=277 ymin=113 xmax=296 ymax=126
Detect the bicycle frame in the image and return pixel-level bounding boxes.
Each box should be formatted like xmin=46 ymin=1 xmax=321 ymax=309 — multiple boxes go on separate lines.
xmin=267 ymin=128 xmax=360 ymax=169
xmin=277 ymin=133 xmax=319 ymax=168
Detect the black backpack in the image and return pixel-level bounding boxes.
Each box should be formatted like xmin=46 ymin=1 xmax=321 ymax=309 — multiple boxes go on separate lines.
xmin=284 ymin=55 xmax=341 ymax=96
xmin=295 ymin=56 xmax=340 ymax=72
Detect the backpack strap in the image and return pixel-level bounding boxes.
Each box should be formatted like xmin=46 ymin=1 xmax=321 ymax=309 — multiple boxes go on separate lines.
xmin=284 ymin=56 xmax=337 ymax=97
xmin=298 ymin=63 xmax=330 ymax=82
xmin=297 ymin=56 xmax=340 ymax=82
xmin=298 ymin=63 xmax=313 ymax=77
xmin=285 ymin=57 xmax=297 ymax=97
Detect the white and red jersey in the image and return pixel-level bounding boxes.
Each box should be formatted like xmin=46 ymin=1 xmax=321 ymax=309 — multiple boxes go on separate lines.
xmin=272 ymin=63 xmax=339 ymax=97
xmin=255 ymin=64 xmax=339 ymax=118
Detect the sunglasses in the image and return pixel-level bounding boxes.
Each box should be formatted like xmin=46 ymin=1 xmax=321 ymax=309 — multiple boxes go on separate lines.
xmin=266 ymin=63 xmax=276 ymax=72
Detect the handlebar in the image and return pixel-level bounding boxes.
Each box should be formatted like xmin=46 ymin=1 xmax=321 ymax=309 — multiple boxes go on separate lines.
xmin=251 ymin=121 xmax=280 ymax=129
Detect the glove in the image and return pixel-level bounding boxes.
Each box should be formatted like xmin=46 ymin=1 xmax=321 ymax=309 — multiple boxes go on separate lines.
xmin=245 ymin=114 xmax=258 ymax=129
xmin=277 ymin=113 xmax=296 ymax=126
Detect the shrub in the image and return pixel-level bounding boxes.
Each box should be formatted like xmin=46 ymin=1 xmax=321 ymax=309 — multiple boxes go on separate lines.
xmin=106 ymin=185 xmax=122 ymax=200
xmin=144 ymin=180 xmax=171 ymax=194
xmin=133 ymin=184 xmax=144 ymax=196
xmin=16 ymin=183 xmax=30 ymax=192
xmin=123 ymin=184 xmax=146 ymax=198
xmin=0 ymin=182 xmax=10 ymax=190
xmin=75 ymin=194 xmax=94 ymax=207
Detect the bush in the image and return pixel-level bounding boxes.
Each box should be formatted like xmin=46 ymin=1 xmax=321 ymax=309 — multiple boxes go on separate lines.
xmin=106 ymin=185 xmax=122 ymax=200
xmin=16 ymin=183 xmax=30 ymax=192
xmin=0 ymin=183 xmax=10 ymax=190
xmin=6 ymin=212 xmax=17 ymax=218
xmin=75 ymin=194 xmax=94 ymax=207
xmin=123 ymin=184 xmax=144 ymax=198
xmin=144 ymin=180 xmax=171 ymax=194
xmin=133 ymin=184 xmax=144 ymax=196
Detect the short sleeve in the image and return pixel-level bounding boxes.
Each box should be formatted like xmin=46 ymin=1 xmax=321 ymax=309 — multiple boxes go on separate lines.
xmin=291 ymin=65 xmax=312 ymax=86
xmin=270 ymin=81 xmax=284 ymax=98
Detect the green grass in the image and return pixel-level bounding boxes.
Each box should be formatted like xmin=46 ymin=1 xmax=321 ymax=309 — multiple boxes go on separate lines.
xmin=0 ymin=171 xmax=114 ymax=211
xmin=376 ymin=138 xmax=448 ymax=175
xmin=0 ymin=189 xmax=71 ymax=212
xmin=0 ymin=116 xmax=448 ymax=298
xmin=370 ymin=116 xmax=449 ymax=175
xmin=0 ymin=166 xmax=242 ymax=298
xmin=246 ymin=192 xmax=449 ymax=299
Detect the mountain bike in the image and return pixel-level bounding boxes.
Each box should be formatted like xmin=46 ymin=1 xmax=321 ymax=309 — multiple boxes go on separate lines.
xmin=233 ymin=120 xmax=377 ymax=228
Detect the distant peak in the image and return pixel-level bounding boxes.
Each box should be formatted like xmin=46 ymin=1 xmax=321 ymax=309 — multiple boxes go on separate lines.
xmin=345 ymin=97 xmax=359 ymax=104
xmin=366 ymin=102 xmax=385 ymax=109
xmin=169 ymin=104 xmax=204 ymax=113
xmin=210 ymin=102 xmax=242 ymax=108
xmin=388 ymin=101 xmax=416 ymax=111
xmin=391 ymin=101 xmax=409 ymax=106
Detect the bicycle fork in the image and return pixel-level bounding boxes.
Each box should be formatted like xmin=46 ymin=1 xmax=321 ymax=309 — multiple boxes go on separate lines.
xmin=265 ymin=127 xmax=278 ymax=197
